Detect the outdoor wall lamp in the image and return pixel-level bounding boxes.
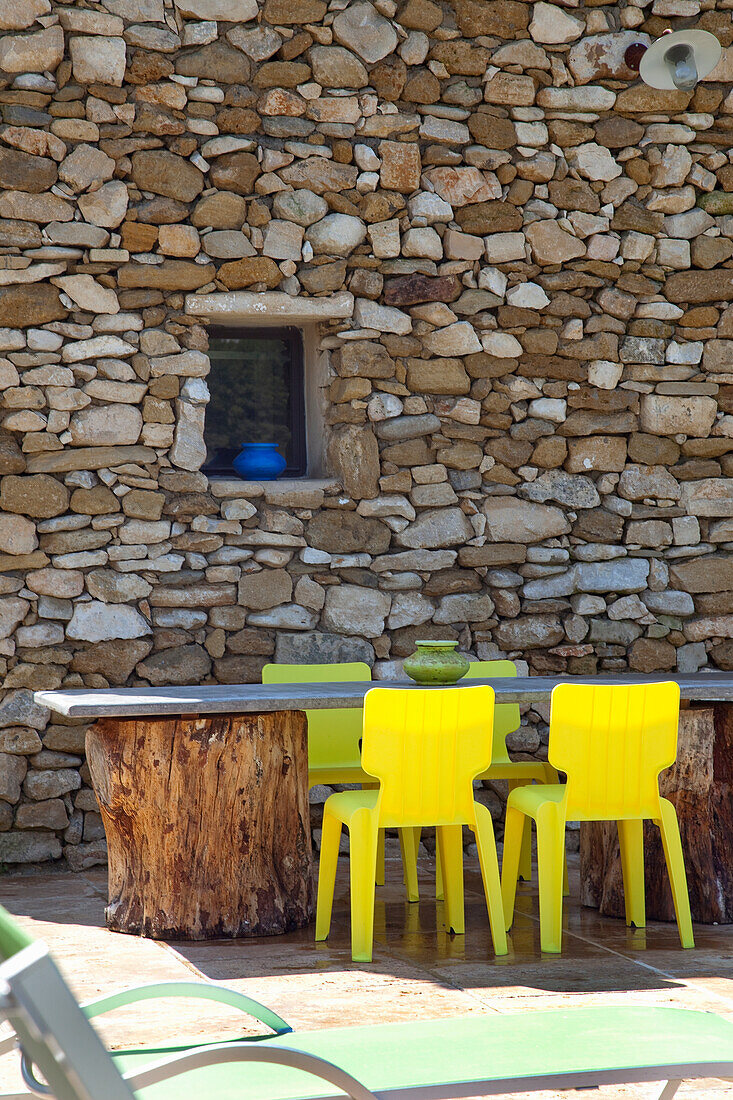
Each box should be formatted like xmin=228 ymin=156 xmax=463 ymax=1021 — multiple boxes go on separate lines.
xmin=624 ymin=29 xmax=722 ymax=90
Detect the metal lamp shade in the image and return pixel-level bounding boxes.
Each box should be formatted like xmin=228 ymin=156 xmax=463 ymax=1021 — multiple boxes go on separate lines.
xmin=639 ymin=29 xmax=722 ymax=89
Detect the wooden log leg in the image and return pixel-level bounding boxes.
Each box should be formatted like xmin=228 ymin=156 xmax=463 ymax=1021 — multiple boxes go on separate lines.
xmin=579 ymin=819 xmax=620 ymax=913
xmin=86 ymin=710 xmax=314 ymax=940
xmin=581 ymin=705 xmax=733 ymax=924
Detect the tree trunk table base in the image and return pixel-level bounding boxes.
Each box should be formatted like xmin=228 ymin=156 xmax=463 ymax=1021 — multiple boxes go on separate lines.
xmin=580 ymin=705 xmax=733 ymax=925
xmin=86 ymin=710 xmax=314 ymax=940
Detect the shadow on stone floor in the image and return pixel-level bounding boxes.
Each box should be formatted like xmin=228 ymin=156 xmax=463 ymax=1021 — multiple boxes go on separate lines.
xmin=167 ymin=855 xmax=720 ymax=999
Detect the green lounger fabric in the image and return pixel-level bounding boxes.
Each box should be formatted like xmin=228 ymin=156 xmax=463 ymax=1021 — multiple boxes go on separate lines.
xmin=116 ymin=1006 xmax=733 ymax=1100
xmin=0 ymin=904 xmax=35 ymax=959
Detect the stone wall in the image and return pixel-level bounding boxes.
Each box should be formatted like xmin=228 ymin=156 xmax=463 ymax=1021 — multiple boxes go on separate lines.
xmin=1 ymin=0 xmax=733 ymax=866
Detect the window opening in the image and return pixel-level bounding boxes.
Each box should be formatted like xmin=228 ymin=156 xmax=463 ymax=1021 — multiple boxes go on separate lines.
xmin=203 ymin=326 xmax=306 ymax=477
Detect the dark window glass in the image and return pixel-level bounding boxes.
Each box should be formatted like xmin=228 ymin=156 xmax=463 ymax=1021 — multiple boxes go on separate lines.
xmin=203 ymin=327 xmax=306 ymax=477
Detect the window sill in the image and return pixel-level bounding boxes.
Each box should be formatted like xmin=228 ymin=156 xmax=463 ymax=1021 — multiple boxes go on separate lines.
xmin=185 ymin=290 xmax=353 ymax=325
xmin=209 ymin=476 xmax=340 ymax=504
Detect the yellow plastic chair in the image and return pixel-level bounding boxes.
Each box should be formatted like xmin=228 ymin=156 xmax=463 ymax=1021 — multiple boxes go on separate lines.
xmin=262 ymin=662 xmax=372 ymax=785
xmin=262 ymin=662 xmax=418 ymax=896
xmin=501 ymin=681 xmax=694 ymax=954
xmin=315 ymin=685 xmax=508 ymax=962
xmin=411 ymin=661 xmax=564 ymax=894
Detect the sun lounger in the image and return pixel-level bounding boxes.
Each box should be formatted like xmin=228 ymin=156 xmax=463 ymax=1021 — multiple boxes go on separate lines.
xmin=1 ymin=905 xmax=733 ymax=1100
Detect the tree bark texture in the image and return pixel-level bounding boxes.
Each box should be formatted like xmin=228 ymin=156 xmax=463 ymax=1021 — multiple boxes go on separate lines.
xmin=580 ymin=705 xmax=733 ymax=924
xmin=86 ymin=710 xmax=314 ymax=939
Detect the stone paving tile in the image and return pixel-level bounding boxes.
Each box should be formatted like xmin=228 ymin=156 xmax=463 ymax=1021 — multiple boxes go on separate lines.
xmin=1 ymin=857 xmax=733 ymax=1099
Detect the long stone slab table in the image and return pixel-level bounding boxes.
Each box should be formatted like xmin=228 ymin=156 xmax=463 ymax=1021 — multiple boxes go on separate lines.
xmin=34 ymin=671 xmax=733 ymax=718
xmin=36 ymin=672 xmax=733 ymax=939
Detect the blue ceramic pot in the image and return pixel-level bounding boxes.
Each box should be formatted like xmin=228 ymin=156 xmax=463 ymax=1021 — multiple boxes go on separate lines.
xmin=233 ymin=443 xmax=287 ymax=481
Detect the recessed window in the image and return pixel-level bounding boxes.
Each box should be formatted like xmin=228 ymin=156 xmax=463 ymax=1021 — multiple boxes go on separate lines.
xmin=203 ymin=326 xmax=306 ymax=477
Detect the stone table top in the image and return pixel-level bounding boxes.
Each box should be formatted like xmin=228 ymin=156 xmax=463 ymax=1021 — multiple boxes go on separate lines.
xmin=35 ymin=672 xmax=733 ymax=718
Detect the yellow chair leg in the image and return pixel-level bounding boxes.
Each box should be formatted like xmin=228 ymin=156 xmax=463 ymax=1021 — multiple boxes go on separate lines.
xmin=411 ymin=825 xmax=427 ymax=895
xmin=519 ymin=818 xmax=533 ymax=882
xmin=398 ymin=827 xmax=420 ymax=903
xmin=388 ymin=824 xmax=423 ymax=898
xmin=539 ymin=765 xmax=570 ymax=896
xmin=536 ymin=806 xmax=566 ymax=954
xmin=395 ymin=826 xmax=443 ymax=902
xmin=437 ymin=824 xmax=464 ymax=934
xmin=500 ymin=803 xmax=525 ymax=931
xmin=473 ymin=803 xmax=508 ymax=956
xmin=413 ymin=826 xmax=425 ymax=894
xmin=618 ymin=818 xmax=646 ymax=929
xmin=376 ymin=828 xmax=385 ymax=887
xmin=363 ymin=784 xmax=385 ymax=887
xmin=348 ymin=808 xmax=379 ymax=962
xmin=657 ymin=798 xmax=695 ymax=949
xmin=507 ymin=781 xmax=533 ymax=882
xmin=435 ymin=838 xmax=444 ymax=900
xmin=315 ymin=812 xmax=342 ymax=942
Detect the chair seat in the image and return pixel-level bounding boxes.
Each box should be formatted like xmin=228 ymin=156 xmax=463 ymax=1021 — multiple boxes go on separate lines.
xmin=324 ymin=789 xmax=379 ymax=823
xmin=507 ymin=783 xmax=566 ymax=818
xmin=114 ymin=1007 xmax=733 ymax=1100
xmin=324 ymin=789 xmax=488 ymax=832
xmin=507 ymin=782 xmax=670 ymax=824
xmin=309 ymin=766 xmax=375 ymax=787
xmin=479 ymin=761 xmax=554 ymax=783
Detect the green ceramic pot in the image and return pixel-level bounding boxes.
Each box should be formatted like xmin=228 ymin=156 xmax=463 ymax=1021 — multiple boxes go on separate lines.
xmin=403 ymin=640 xmax=470 ymax=685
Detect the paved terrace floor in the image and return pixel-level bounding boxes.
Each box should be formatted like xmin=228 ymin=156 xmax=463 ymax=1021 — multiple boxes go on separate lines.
xmin=1 ymin=852 xmax=733 ymax=1100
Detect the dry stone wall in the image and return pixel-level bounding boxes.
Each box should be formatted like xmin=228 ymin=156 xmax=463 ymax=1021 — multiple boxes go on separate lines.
xmin=1 ymin=0 xmax=733 ymax=865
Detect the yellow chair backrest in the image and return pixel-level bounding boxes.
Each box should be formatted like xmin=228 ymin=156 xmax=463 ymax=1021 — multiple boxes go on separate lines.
xmin=361 ymin=686 xmax=495 ymax=827
xmin=262 ymin=662 xmax=371 ymax=773
xmin=549 ymin=681 xmax=680 ymax=821
xmin=463 ymin=659 xmax=519 ymax=766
